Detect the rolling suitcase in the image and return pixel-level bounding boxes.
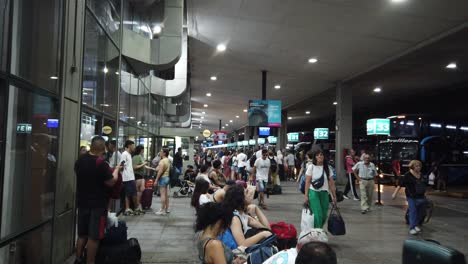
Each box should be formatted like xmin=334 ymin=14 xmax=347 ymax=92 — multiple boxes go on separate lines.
xmin=141 ymin=188 xmax=153 ymax=209
xmin=403 ymin=239 xmax=466 ymax=264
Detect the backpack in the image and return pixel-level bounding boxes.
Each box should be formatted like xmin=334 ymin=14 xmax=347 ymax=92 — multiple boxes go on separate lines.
xmin=168 ymin=161 xmax=179 ymax=187
xmin=246 ymin=235 xmax=278 ymax=264
xmin=270 ymin=222 xmax=297 ymax=250
xmin=96 ymin=157 xmax=123 ymax=199
xmin=269 ymin=156 xmax=277 ymax=172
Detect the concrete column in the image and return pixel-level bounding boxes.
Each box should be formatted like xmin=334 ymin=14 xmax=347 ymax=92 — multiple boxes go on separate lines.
xmin=234 ymin=132 xmax=239 ymax=142
xmin=253 ymin=127 xmax=259 ymax=147
xmin=188 ymin=137 xmax=195 ymax=167
xmin=244 ymin=127 xmax=250 ymax=141
xmin=335 ymin=83 xmax=353 ymax=185
xmin=277 ymin=110 xmax=288 ymax=151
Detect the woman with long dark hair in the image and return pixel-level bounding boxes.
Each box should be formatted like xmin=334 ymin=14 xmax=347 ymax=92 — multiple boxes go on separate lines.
xmin=196 ymin=203 xmax=236 ymax=264
xmin=191 ymin=178 xmax=212 ymax=209
xmin=222 ymin=185 xmax=272 ymax=248
xmin=304 ymin=150 xmax=337 ymax=228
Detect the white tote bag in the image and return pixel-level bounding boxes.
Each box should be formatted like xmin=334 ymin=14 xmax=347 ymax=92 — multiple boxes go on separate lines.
xmin=428 ymin=172 xmax=435 ymax=185
xmin=300 ymin=208 xmax=314 ymax=238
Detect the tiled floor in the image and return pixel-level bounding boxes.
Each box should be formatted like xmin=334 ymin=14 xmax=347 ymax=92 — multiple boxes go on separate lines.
xmin=119 ymin=182 xmax=468 ymax=264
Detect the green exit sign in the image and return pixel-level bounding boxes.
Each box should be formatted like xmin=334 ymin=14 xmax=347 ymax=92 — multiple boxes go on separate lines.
xmin=314 ymin=128 xmax=329 ymax=139
xmin=367 ymin=119 xmax=390 ymax=135
xmin=287 ymin=133 xmax=299 ymax=142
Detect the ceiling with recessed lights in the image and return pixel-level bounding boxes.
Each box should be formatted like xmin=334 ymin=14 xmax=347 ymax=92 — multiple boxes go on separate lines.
xmin=187 ymin=0 xmax=468 ymax=133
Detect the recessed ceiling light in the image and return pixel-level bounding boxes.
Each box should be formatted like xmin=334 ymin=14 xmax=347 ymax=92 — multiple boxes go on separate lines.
xmin=204 ymin=104 xmax=208 ymax=107
xmin=274 ymin=85 xmax=281 ymax=89
xmin=206 ymin=93 xmax=212 ymax=97
xmin=333 ymin=101 xmax=338 ymax=105
xmin=373 ymin=87 xmax=382 ymax=93
xmin=50 ymin=76 xmax=59 ymax=80
xmin=129 ymin=116 xmax=135 ymax=119
xmin=418 ymin=117 xmax=422 ymax=120
xmin=100 ymin=104 xmax=110 ymax=107
xmin=202 ymin=112 xmax=206 ymax=114
xmin=236 ymin=115 xmax=239 ymax=118
xmin=216 ymin=44 xmax=226 ymax=52
xmin=226 ymin=124 xmax=229 ymax=127
xmin=446 ymin=63 xmax=457 ymax=69
xmin=288 ymin=117 xmax=292 ymax=120
xmin=210 ymin=76 xmax=217 ymax=81
xmin=308 ymin=58 xmax=318 ymax=64
xmin=305 ymin=111 xmax=311 ymax=114
xmin=153 ymin=25 xmax=162 ymax=34
xmin=391 ymin=0 xmax=406 ymax=3
xmin=243 ymin=109 xmax=247 ymax=112
xmin=222 ymin=126 xmax=225 ymax=129
xmin=201 ymin=116 xmax=204 ymax=119
xmin=115 ymin=72 xmax=119 ymax=75
xmin=229 ymin=120 xmax=233 ymax=122
xmin=103 ymin=67 xmax=108 ymax=73
xmin=119 ymin=111 xmax=123 ymax=114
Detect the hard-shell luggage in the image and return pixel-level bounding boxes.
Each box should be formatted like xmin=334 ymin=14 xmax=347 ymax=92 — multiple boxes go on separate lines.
xmin=403 ymin=239 xmax=466 ymax=264
xmin=95 ymin=238 xmax=141 ymax=264
xmin=141 ymin=188 xmax=154 ymax=210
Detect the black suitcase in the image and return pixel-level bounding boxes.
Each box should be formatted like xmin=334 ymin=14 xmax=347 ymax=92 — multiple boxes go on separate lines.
xmin=95 ymin=238 xmax=142 ymax=264
xmin=403 ymin=239 xmax=466 ymax=264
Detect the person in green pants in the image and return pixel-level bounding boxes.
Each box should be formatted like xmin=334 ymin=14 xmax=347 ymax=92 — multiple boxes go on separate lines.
xmin=304 ymin=150 xmax=337 ymax=228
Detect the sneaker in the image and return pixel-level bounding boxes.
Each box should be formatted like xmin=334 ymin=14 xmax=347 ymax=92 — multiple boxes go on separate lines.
xmin=366 ymin=208 xmax=371 ymax=212
xmin=165 ymin=209 xmax=171 ymax=214
xmin=361 ymin=210 xmax=366 ymax=214
xmin=124 ymin=209 xmax=134 ymax=216
xmin=343 ymin=194 xmax=350 ymax=200
xmin=414 ymin=226 xmax=421 ymax=232
xmin=155 ymin=209 xmax=167 ymax=215
xmin=409 ymin=229 xmax=418 ymax=235
xmin=354 ymin=197 xmax=360 ymax=201
xmin=135 ymin=208 xmax=145 ymax=215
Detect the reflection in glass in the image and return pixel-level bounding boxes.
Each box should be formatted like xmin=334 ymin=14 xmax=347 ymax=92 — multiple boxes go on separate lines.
xmin=82 ymin=11 xmax=119 ymax=116
xmin=86 ymin=0 xmax=121 ymax=46
xmin=0 ymin=0 xmax=9 ymax=71
xmin=1 ymin=87 xmax=58 ymax=239
xmin=10 ymin=0 xmax=61 ymax=93
xmin=0 ymin=223 xmax=52 ymax=263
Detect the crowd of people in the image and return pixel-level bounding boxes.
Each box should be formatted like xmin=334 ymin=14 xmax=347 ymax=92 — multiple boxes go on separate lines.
xmin=74 ymin=138 xmax=438 ymax=264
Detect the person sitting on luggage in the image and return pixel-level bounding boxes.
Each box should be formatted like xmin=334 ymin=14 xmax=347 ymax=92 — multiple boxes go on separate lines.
xmin=184 ymin=165 xmax=196 ymax=182
xmin=392 ymin=160 xmax=428 ymax=235
xmin=191 ymin=179 xmax=213 ymax=210
xmin=222 ymin=185 xmax=272 ymax=247
xmin=74 ymin=136 xmax=120 ymax=264
xmin=196 ymin=202 xmax=245 ymax=264
xmin=263 ymin=229 xmax=330 ymax=264
xmin=210 ymin=160 xmax=227 ymax=188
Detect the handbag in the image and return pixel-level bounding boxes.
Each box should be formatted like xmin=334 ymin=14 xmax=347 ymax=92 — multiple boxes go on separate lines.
xmin=300 ymin=207 xmax=314 ymax=238
xmin=246 ymin=235 xmax=278 ymax=264
xmin=311 ymin=168 xmax=325 ymax=189
xmin=327 ymin=205 xmax=346 ymax=236
xmin=299 ymin=173 xmax=306 ymax=194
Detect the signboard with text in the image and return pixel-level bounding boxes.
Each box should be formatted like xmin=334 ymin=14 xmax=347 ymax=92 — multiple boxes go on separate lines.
xmin=367 ymin=119 xmax=390 ymax=136
xmin=248 ymin=100 xmax=282 ymax=127
xmin=16 ymin=123 xmax=32 ymax=134
xmin=287 ymin=132 xmax=299 ymax=143
xmin=313 ymin=128 xmax=329 ymax=140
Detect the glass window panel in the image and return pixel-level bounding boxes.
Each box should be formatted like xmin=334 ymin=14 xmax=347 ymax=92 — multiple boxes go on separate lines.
xmin=0 ymin=0 xmax=9 ymax=71
xmin=10 ymin=0 xmax=61 ymax=93
xmin=82 ymin=12 xmax=119 ymax=116
xmin=0 ymin=223 xmax=52 ymax=263
xmin=80 ymin=112 xmax=103 ymax=149
xmin=86 ymin=0 xmax=121 ymax=47
xmin=1 ymin=86 xmax=59 ymax=238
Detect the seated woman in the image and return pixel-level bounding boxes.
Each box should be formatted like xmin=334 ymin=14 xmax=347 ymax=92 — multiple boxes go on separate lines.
xmin=196 ymin=202 xmax=244 ymax=264
xmin=212 ymin=180 xmax=236 ymax=203
xmin=210 ymin=160 xmax=227 ymax=188
xmin=191 ymin=179 xmax=213 ymax=210
xmin=222 ymin=185 xmax=272 ymax=248
xmin=196 ymin=165 xmax=220 ymax=192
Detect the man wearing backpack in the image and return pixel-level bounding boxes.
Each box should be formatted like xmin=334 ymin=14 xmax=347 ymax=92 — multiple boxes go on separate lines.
xmin=268 ymin=150 xmax=280 ymax=187
xmin=74 ymin=136 xmax=120 ymax=264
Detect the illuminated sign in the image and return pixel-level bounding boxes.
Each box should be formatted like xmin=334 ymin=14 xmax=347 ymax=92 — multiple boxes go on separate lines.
xmin=16 ymin=123 xmax=32 ymax=134
xmin=367 ymin=119 xmax=390 ymax=136
xmin=314 ymin=128 xmax=329 ymax=140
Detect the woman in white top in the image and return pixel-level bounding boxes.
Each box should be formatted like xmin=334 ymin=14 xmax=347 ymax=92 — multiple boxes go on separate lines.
xmin=304 ymin=150 xmax=337 ymax=228
xmin=191 ymin=179 xmax=213 ymax=210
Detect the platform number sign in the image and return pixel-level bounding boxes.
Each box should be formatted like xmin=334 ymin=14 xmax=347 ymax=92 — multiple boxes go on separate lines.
xmin=287 ymin=133 xmax=299 ymax=143
xmin=16 ymin=123 xmax=32 ymax=134
xmin=314 ymin=128 xmax=329 ymax=140
xmin=367 ymin=119 xmax=390 ymax=136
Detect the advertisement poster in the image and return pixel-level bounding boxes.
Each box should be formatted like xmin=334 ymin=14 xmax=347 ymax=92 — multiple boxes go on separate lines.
xmin=248 ymin=100 xmax=282 ymax=127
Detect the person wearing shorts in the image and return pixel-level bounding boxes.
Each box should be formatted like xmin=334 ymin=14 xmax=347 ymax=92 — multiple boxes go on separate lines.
xmin=121 ymin=140 xmax=142 ymax=216
xmin=74 ymin=136 xmax=119 ymax=264
xmin=155 ymin=147 xmax=172 ymax=215
xmin=133 ymin=145 xmax=147 ymax=214
xmin=253 ymin=149 xmax=271 ymax=209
